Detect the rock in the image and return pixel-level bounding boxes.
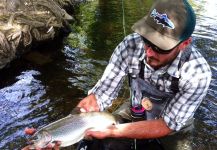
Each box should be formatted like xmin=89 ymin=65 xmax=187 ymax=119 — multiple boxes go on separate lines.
xmin=0 ymin=0 xmax=82 ymax=69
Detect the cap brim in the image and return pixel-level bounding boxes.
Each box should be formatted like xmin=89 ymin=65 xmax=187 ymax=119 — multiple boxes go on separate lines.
xmin=132 ymin=17 xmax=180 ymax=50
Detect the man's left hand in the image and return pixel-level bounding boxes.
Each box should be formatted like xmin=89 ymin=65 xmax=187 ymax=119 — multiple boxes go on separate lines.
xmin=85 ymin=125 xmax=117 ymax=139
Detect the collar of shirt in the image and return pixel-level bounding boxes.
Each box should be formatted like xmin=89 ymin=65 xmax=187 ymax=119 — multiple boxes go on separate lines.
xmin=141 ymin=45 xmax=183 ymax=78
xmin=166 ymin=51 xmax=183 ymax=78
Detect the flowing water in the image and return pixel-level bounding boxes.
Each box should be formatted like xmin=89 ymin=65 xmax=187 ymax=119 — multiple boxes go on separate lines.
xmin=0 ymin=0 xmax=216 ymax=149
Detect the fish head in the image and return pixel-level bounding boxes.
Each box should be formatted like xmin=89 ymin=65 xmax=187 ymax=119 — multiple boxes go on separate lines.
xmin=28 ymin=130 xmax=52 ymax=149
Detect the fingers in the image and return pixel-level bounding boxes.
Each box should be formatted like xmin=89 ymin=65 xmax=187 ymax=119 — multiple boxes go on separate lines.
xmin=77 ymin=94 xmax=100 ymax=112
xmin=22 ymin=140 xmax=61 ymax=150
xmin=24 ymin=127 xmax=36 ymax=135
xmin=52 ymin=141 xmax=61 ymax=150
xmin=79 ymin=106 xmax=96 ymax=112
xmin=85 ymin=130 xmax=106 ymax=140
xmin=41 ymin=141 xmax=61 ymax=150
xmin=84 ymin=124 xmax=116 ymax=140
xmin=21 ymin=145 xmax=40 ymax=150
xmin=21 ymin=145 xmax=30 ymax=150
xmin=22 ymin=142 xmax=61 ymax=150
xmin=70 ymin=107 xmax=84 ymax=114
xmin=80 ymin=107 xmax=87 ymax=113
xmin=83 ymin=135 xmax=93 ymax=141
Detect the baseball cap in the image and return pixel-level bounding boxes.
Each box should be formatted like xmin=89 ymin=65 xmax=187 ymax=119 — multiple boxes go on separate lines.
xmin=132 ymin=0 xmax=196 ymax=51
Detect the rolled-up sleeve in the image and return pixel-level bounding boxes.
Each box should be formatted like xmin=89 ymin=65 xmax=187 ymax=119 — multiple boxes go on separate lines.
xmin=88 ymin=33 xmax=146 ymax=111
xmin=88 ymin=37 xmax=130 ymax=111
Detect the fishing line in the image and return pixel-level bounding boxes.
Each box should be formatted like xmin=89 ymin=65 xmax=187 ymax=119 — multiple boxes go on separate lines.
xmin=121 ymin=0 xmax=126 ymax=37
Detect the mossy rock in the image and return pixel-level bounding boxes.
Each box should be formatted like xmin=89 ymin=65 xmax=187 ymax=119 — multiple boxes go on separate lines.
xmin=0 ymin=0 xmax=81 ymax=69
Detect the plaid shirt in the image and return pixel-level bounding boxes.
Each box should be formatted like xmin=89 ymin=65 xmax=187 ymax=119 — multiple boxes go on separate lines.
xmin=89 ymin=33 xmax=211 ymax=131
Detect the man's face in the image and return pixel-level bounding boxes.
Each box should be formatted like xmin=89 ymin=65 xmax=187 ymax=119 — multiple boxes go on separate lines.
xmin=143 ymin=38 xmax=190 ymax=69
xmin=145 ymin=45 xmax=180 ymax=69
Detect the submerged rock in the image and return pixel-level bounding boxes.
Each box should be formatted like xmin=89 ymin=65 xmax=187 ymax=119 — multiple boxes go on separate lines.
xmin=0 ymin=0 xmax=81 ymax=69
xmin=24 ymin=51 xmax=53 ymax=65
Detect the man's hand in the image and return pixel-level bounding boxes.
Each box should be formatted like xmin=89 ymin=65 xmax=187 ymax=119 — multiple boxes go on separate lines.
xmin=22 ymin=127 xmax=61 ymax=150
xmin=77 ymin=94 xmax=100 ymax=112
xmin=85 ymin=119 xmax=172 ymax=140
xmin=84 ymin=124 xmax=117 ymax=139
xmin=22 ymin=142 xmax=61 ymax=150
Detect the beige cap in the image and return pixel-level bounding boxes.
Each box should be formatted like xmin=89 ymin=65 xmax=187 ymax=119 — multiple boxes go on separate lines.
xmin=132 ymin=0 xmax=196 ymax=50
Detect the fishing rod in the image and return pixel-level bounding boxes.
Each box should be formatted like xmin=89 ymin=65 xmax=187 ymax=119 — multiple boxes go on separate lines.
xmin=121 ymin=1 xmax=165 ymax=150
xmin=121 ymin=0 xmax=126 ymax=37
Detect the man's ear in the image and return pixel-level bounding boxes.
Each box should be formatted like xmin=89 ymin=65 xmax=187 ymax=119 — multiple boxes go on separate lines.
xmin=179 ymin=37 xmax=192 ymax=51
xmin=184 ymin=37 xmax=192 ymax=45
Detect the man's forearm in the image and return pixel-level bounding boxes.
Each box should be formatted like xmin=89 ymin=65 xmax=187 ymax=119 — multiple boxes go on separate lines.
xmin=111 ymin=118 xmax=172 ymax=139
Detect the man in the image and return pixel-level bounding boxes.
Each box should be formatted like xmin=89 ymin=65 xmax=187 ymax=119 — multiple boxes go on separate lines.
xmin=77 ymin=0 xmax=211 ymax=149
xmin=23 ymin=0 xmax=211 ymax=149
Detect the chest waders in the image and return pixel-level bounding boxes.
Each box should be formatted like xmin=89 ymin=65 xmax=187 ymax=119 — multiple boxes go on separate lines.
xmin=128 ymin=67 xmax=176 ymax=150
xmin=129 ymin=47 xmax=192 ymax=150
xmin=130 ymin=46 xmax=192 ymax=120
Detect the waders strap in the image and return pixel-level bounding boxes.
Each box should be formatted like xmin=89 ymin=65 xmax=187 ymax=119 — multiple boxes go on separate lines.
xmin=169 ymin=46 xmax=192 ymax=93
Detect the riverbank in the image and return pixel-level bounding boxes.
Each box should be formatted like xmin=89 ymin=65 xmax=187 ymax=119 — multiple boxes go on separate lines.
xmin=0 ymin=0 xmax=83 ymax=69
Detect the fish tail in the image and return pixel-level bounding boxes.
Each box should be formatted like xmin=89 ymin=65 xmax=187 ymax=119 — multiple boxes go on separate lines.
xmin=151 ymin=9 xmax=157 ymax=17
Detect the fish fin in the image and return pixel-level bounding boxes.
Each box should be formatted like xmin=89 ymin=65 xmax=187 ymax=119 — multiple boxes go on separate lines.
xmin=70 ymin=107 xmax=82 ymax=115
xmin=113 ymin=114 xmax=124 ymax=124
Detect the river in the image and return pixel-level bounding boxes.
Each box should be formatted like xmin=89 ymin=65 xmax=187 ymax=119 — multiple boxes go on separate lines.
xmin=0 ymin=0 xmax=216 ymax=149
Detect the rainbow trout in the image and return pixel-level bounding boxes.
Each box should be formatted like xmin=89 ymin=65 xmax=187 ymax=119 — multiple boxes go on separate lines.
xmin=29 ymin=111 xmax=117 ymax=149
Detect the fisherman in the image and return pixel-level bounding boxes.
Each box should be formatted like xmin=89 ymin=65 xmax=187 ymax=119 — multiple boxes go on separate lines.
xmin=22 ymin=0 xmax=211 ymax=150
xmin=76 ymin=0 xmax=211 ymax=149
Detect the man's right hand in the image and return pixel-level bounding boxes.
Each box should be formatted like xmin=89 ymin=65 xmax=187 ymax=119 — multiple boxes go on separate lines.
xmin=77 ymin=94 xmax=100 ymax=112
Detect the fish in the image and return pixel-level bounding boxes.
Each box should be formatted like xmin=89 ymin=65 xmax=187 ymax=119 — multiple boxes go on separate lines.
xmin=28 ymin=111 xmax=117 ymax=149
xmin=150 ymin=9 xmax=175 ymax=29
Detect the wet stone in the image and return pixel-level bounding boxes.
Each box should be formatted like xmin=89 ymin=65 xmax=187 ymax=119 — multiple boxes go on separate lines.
xmin=0 ymin=0 xmax=81 ymax=69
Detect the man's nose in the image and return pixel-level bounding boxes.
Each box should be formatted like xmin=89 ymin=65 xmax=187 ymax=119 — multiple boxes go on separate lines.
xmin=146 ymin=46 xmax=157 ymax=57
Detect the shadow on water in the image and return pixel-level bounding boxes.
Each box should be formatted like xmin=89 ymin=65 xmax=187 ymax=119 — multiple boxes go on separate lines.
xmin=0 ymin=0 xmax=216 ymax=149
xmin=0 ymin=37 xmax=85 ymax=149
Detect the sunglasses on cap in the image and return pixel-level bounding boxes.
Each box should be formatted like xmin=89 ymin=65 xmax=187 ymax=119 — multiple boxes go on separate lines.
xmin=142 ymin=37 xmax=181 ymax=54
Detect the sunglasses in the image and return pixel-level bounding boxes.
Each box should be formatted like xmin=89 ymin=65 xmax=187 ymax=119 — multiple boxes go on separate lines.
xmin=142 ymin=37 xmax=181 ymax=54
